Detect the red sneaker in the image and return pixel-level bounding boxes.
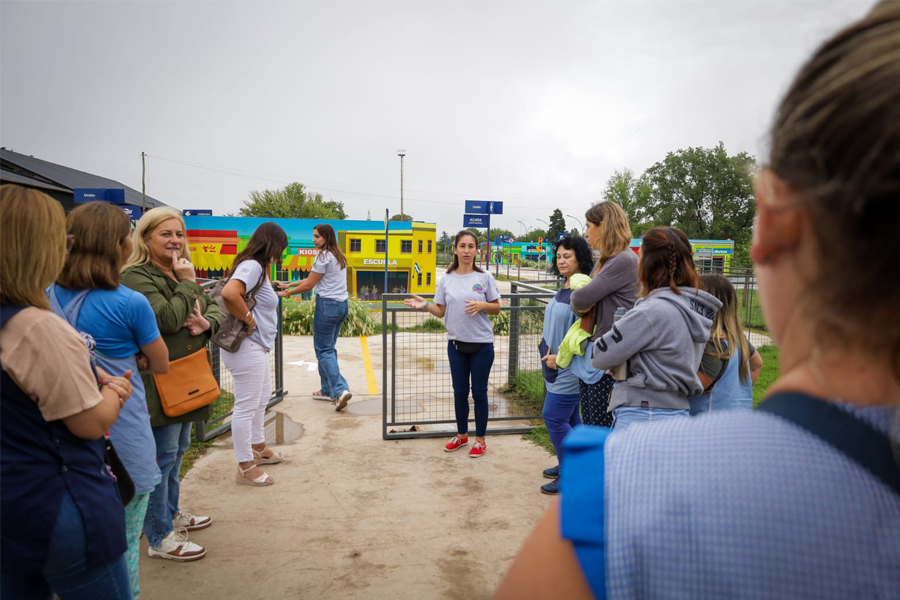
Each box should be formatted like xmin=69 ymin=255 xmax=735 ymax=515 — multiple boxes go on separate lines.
xmin=469 ymin=440 xmax=486 ymax=458
xmin=444 ymin=436 xmax=469 ymax=452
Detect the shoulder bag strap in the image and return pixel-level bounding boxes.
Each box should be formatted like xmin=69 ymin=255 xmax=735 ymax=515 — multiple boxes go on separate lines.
xmin=246 ymin=265 xmax=268 ymax=301
xmin=758 ymin=393 xmax=900 ymax=496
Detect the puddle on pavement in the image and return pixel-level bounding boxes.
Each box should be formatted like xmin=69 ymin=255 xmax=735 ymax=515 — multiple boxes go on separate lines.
xmin=218 ymin=411 xmax=303 ymax=449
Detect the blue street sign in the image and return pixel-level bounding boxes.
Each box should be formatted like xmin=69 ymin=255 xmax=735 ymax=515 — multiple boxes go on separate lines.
xmin=74 ymin=188 xmax=108 ymax=203
xmin=122 ymin=206 xmax=142 ymax=220
xmin=464 ymin=214 xmax=489 ymax=228
xmin=183 ymin=209 xmax=213 ymax=216
xmin=107 ymin=189 xmax=125 ymax=204
xmin=495 ymin=235 xmax=514 ymax=245
xmin=558 ymin=232 xmax=566 ymax=241
xmin=464 ymin=200 xmax=503 ymax=215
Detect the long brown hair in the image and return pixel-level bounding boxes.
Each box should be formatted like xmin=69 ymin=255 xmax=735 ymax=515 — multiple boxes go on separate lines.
xmin=585 ymin=201 xmax=632 ymax=273
xmin=701 ymin=274 xmax=751 ymax=384
xmin=638 ymin=227 xmax=702 ymax=297
xmin=314 ymin=224 xmax=347 ymax=269
xmin=57 ymin=202 xmax=131 ymax=290
xmin=0 ymin=185 xmax=67 ymax=310
xmin=230 ymin=222 xmax=288 ymax=275
xmin=767 ymin=0 xmax=900 ymax=380
xmin=447 ymin=230 xmax=484 ymax=274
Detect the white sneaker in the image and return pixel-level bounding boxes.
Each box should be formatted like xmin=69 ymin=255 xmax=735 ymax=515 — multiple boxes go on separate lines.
xmin=334 ymin=390 xmax=352 ymax=412
xmin=173 ymin=509 xmax=212 ymax=531
xmin=147 ymin=527 xmax=206 ymax=562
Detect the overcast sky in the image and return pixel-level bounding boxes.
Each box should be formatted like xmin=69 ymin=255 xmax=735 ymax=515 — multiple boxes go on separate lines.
xmin=1 ymin=0 xmax=876 ymax=237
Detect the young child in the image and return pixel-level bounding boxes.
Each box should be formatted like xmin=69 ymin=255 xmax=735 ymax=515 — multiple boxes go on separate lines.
xmin=689 ymin=273 xmax=764 ymax=414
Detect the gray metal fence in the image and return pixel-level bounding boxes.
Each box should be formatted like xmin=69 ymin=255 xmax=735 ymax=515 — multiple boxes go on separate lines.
xmin=381 ymin=287 xmax=558 ymax=440
xmin=193 ymin=288 xmax=286 ymax=442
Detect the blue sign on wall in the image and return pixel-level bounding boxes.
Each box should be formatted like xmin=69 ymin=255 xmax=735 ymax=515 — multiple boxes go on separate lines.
xmin=122 ymin=206 xmax=142 ymax=220
xmin=495 ymin=235 xmax=514 ymax=245
xmin=74 ymin=188 xmax=108 ymax=203
xmin=74 ymin=188 xmax=126 ymax=204
xmin=464 ymin=200 xmax=503 ymax=215
xmin=464 ymin=214 xmax=489 ymax=228
xmin=183 ymin=209 xmax=213 ymax=216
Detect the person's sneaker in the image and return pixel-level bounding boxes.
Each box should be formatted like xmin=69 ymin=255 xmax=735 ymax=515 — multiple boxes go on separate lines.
xmin=541 ymin=478 xmax=560 ymax=495
xmin=469 ymin=440 xmax=487 ymax=458
xmin=444 ymin=436 xmax=469 ymax=452
xmin=334 ymin=390 xmax=352 ymax=412
xmin=147 ymin=528 xmax=206 ymax=562
xmin=173 ymin=510 xmax=212 ymax=531
xmin=311 ymin=390 xmax=331 ymax=401
xmin=543 ymin=464 xmax=560 ymax=479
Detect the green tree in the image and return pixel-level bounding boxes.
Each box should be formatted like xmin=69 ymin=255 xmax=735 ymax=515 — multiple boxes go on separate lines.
xmin=641 ymin=143 xmax=755 ymax=245
xmin=389 ymin=214 xmax=413 ymax=222
xmin=601 ymin=168 xmax=653 ymax=236
xmin=238 ymin=182 xmax=347 ymax=219
xmin=548 ymin=209 xmax=567 ymax=241
xmin=519 ymin=228 xmax=548 ymax=243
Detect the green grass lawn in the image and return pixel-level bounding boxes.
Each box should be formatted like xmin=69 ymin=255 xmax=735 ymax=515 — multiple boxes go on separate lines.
xmin=524 ymin=344 xmax=782 ymax=456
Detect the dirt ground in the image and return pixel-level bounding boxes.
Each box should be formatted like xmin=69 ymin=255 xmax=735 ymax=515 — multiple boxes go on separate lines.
xmin=139 ymin=332 xmax=556 ymax=600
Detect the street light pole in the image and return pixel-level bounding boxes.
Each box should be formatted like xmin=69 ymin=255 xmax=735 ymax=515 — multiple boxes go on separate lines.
xmin=397 ymin=150 xmax=406 ymax=220
xmin=566 ymin=214 xmax=584 ymax=234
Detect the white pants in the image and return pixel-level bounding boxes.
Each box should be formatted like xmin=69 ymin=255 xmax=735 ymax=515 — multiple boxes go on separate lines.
xmin=221 ymin=340 xmax=272 ymax=463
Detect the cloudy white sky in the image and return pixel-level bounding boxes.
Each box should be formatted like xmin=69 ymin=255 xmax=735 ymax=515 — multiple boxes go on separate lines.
xmin=1 ymin=0 xmax=875 ymax=236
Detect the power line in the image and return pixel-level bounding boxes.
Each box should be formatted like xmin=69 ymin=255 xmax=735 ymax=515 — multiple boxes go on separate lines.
xmin=146 ymin=153 xmax=599 ymax=211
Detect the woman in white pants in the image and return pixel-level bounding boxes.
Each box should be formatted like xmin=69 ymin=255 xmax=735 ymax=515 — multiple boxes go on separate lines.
xmin=220 ymin=222 xmax=288 ymax=486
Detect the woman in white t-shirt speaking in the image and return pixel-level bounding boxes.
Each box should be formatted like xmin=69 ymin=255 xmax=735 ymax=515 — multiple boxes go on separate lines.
xmin=405 ymin=230 xmax=501 ymax=458
xmin=278 ymin=224 xmax=353 ymax=411
xmin=221 ymin=222 xmax=288 ymax=486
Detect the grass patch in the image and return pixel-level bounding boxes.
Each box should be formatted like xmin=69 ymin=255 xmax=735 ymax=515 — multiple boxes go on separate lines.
xmin=180 ymin=437 xmax=215 ymax=479
xmin=500 ymin=368 xmax=545 ymax=418
xmin=405 ymin=317 xmax=447 ymax=333
xmin=524 ymin=425 xmax=555 ymax=456
xmin=752 ymin=345 xmax=780 ymax=407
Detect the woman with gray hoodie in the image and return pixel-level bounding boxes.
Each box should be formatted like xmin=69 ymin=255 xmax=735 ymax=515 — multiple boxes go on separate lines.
xmin=590 ymin=226 xmax=720 ymax=432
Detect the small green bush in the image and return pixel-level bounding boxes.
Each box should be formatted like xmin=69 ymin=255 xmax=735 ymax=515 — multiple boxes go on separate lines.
xmin=407 ymin=317 xmax=447 ymax=333
xmin=282 ymin=297 xmax=382 ymax=336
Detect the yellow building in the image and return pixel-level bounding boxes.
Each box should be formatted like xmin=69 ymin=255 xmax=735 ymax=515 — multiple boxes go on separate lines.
xmin=339 ymin=222 xmax=437 ymax=300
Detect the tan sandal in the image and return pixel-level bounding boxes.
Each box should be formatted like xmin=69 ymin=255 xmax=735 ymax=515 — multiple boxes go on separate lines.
xmin=235 ymin=464 xmax=274 ymax=486
xmin=252 ymin=447 xmax=284 ymax=465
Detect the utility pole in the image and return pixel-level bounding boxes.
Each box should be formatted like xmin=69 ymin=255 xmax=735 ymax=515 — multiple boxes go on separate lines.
xmin=397 ymin=150 xmax=406 ymax=220
xmin=141 ymin=151 xmax=146 ymax=211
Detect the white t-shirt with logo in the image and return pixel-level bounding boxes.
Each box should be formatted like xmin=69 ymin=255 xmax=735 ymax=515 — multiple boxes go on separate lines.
xmin=311 ymin=250 xmax=349 ymax=301
xmin=434 ymin=270 xmax=500 ymax=343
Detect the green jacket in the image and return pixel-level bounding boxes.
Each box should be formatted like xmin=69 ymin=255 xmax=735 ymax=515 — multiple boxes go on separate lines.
xmin=121 ymin=263 xmax=222 ymax=427
xmin=556 ymin=274 xmax=594 ymax=368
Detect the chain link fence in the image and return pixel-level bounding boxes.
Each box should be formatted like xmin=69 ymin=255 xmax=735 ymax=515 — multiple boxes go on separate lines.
xmin=381 ymin=286 xmax=558 ymax=440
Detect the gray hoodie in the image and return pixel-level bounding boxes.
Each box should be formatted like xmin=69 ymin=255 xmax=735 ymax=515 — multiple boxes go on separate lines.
xmin=591 ymin=286 xmax=722 ymax=411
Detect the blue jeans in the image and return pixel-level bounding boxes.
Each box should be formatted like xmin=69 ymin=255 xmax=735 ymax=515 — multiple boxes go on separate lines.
xmin=612 ymin=406 xmax=690 ymax=433
xmin=143 ymin=421 xmax=192 ymax=547
xmin=542 ymin=391 xmax=582 ymax=466
xmin=447 ymin=341 xmax=494 ymax=438
xmin=314 ymin=297 xmax=350 ymax=398
xmin=1 ymin=490 xmax=131 ymax=600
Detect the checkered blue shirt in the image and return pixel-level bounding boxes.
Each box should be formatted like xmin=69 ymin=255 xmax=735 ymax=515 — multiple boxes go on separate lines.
xmin=561 ymin=397 xmax=900 ymax=599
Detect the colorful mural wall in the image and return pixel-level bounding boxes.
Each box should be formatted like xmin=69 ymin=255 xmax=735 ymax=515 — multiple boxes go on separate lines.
xmin=182 ymin=216 xmax=437 ymax=300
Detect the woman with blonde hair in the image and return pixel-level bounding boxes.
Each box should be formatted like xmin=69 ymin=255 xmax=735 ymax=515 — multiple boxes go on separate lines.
xmin=1 ymin=185 xmax=133 ymax=599
xmin=496 ymin=3 xmax=900 ymax=597
xmin=568 ymin=201 xmax=639 ymax=428
xmin=50 ymin=201 xmax=169 ymax=598
xmin=122 ymin=207 xmax=221 ymax=562
xmin=689 ymin=273 xmax=764 ymax=414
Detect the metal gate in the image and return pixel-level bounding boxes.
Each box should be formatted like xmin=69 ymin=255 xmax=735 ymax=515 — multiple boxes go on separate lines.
xmin=380 ymin=283 xmax=559 ymax=440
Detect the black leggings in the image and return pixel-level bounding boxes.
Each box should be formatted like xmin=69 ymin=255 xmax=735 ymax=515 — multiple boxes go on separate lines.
xmin=579 ymin=374 xmax=615 ymax=427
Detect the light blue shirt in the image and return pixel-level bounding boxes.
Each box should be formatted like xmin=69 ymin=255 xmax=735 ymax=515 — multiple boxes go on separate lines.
xmin=542 ymin=289 xmax=580 ymax=395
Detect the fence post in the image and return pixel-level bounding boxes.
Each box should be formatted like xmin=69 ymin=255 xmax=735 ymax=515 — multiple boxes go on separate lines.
xmin=507 ymin=282 xmax=521 ymax=389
